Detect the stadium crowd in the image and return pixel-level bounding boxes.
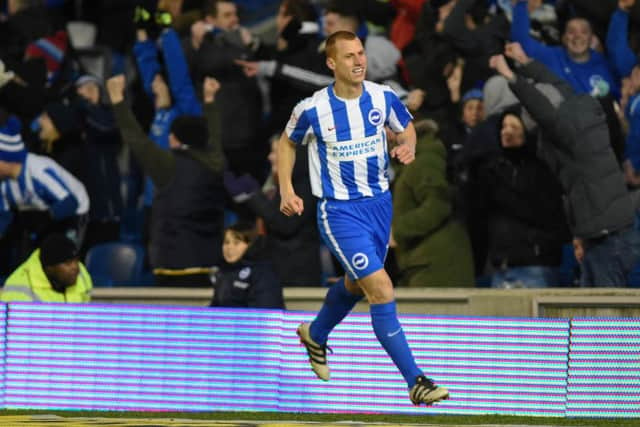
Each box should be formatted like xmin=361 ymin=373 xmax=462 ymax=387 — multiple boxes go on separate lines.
xmin=1 ymin=0 xmax=640 ymax=303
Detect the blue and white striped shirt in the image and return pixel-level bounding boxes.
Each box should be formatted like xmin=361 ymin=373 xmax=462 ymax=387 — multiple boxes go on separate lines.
xmin=0 ymin=153 xmax=89 ymax=219
xmin=286 ymin=81 xmax=412 ymax=200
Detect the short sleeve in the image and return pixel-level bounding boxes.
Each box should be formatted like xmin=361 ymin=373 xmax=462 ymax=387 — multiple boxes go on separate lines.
xmin=33 ymin=168 xmax=71 ymax=203
xmin=285 ymin=100 xmax=312 ymax=145
xmin=384 ymin=89 xmax=412 ymax=132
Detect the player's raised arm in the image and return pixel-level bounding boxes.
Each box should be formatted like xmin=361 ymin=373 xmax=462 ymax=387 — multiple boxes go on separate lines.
xmin=277 ymin=132 xmax=304 ymax=216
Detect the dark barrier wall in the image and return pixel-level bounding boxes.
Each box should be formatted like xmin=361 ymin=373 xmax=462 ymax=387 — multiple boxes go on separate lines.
xmin=0 ymin=303 xmax=638 ymax=417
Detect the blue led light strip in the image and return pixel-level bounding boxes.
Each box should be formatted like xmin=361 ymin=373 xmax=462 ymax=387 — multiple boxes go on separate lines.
xmin=566 ymin=318 xmax=640 ymax=418
xmin=0 ymin=303 xmax=637 ymax=417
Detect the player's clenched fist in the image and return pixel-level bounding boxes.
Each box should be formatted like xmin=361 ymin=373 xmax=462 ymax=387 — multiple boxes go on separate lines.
xmin=280 ymin=192 xmax=304 ymax=216
xmin=391 ymin=143 xmax=415 ymax=165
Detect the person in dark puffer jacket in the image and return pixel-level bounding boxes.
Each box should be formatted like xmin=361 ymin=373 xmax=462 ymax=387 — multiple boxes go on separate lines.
xmin=468 ymin=106 xmax=570 ymax=287
xmin=107 ymin=74 xmax=225 ymax=287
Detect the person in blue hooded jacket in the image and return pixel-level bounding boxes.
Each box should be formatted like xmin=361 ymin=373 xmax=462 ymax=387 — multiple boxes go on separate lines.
xmin=605 ymin=0 xmax=640 ymax=185
xmin=132 ymin=6 xmax=203 ymax=231
xmin=511 ymin=0 xmax=620 ymax=99
xmin=606 ymin=0 xmax=638 ymax=79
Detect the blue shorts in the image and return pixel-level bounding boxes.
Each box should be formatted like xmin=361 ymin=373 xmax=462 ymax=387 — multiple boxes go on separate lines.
xmin=317 ymin=192 xmax=391 ymax=281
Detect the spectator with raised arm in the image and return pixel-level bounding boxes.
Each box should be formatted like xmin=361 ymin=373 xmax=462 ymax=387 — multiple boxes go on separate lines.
xmin=187 ymin=0 xmax=265 ymax=180
xmin=132 ymin=8 xmax=203 ymax=227
xmin=235 ymin=0 xmax=328 ymax=140
xmin=606 ymin=0 xmax=638 ymax=79
xmin=73 ymin=75 xmax=123 ymax=254
xmin=107 ymin=75 xmax=225 ymax=287
xmin=441 ymin=0 xmax=509 ymax=93
xmin=402 ymin=1 xmax=471 ymax=132
xmin=510 ymin=0 xmax=620 ymax=99
xmin=489 ymin=43 xmax=640 ymax=286
xmin=606 ymin=0 xmax=640 ymax=186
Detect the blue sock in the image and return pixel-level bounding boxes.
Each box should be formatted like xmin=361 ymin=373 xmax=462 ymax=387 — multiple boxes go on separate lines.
xmin=370 ymin=301 xmax=423 ymax=387
xmin=310 ymin=278 xmax=362 ymax=345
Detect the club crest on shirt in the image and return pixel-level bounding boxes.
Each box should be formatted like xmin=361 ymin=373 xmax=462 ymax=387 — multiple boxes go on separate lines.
xmin=589 ymin=74 xmax=610 ymax=97
xmin=368 ymin=108 xmax=383 ymax=126
xmin=239 ymin=267 xmax=251 ymax=280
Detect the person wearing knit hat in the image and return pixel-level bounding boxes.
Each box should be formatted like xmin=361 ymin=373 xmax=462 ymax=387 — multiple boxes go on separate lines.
xmin=41 ymin=102 xmax=81 ymax=138
xmin=75 ymin=74 xmax=102 ymax=105
xmin=36 ymin=101 xmax=88 ymax=188
xmin=24 ymin=30 xmax=69 ymax=79
xmin=436 ymin=86 xmax=485 ymax=184
xmin=169 ymin=115 xmax=209 ymax=149
xmin=0 ymin=111 xmax=90 ymax=270
xmin=461 ymin=88 xmax=483 ymax=105
xmin=1 ymin=232 xmax=93 ymax=303
xmin=0 ymin=114 xmax=27 ymax=165
xmin=460 ymin=88 xmax=485 ymax=130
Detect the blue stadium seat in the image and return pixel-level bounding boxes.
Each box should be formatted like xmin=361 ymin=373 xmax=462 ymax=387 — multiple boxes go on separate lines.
xmin=84 ymin=242 xmax=146 ymax=287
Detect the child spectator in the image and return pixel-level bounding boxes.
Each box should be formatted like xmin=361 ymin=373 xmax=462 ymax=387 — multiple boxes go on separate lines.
xmin=209 ymin=222 xmax=284 ymax=309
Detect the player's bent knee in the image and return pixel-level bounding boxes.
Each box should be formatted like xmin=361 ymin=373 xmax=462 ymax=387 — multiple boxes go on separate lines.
xmin=356 ymin=269 xmax=394 ymax=304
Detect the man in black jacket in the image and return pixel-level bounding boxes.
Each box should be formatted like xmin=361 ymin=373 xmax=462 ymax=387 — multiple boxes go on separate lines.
xmin=489 ymin=43 xmax=640 ymax=287
xmin=185 ymin=0 xmax=265 ymax=181
xmin=235 ymin=0 xmax=329 ymax=139
xmin=107 ymin=75 xmax=225 ymax=286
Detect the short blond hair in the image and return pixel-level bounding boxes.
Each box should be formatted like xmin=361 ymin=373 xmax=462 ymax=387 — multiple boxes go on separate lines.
xmin=325 ymin=30 xmax=358 ymax=59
